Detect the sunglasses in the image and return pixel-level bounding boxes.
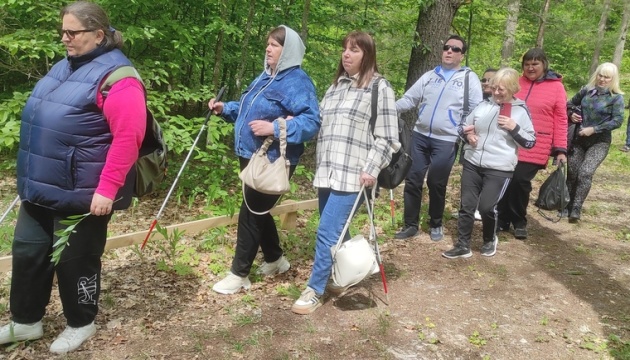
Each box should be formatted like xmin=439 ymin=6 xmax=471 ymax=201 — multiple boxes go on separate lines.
xmin=442 ymin=44 xmax=463 ymax=53
xmin=59 ymin=29 xmax=94 ymax=40
xmin=481 ymin=78 xmax=492 ymax=84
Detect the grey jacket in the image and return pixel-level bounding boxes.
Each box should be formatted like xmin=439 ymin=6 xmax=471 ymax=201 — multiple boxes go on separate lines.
xmin=459 ymin=98 xmax=536 ymax=172
xmin=396 ymin=66 xmax=483 ymax=142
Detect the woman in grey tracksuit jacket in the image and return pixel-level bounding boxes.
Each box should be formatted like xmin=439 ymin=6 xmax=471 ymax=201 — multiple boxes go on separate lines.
xmin=444 ymin=68 xmax=536 ymax=258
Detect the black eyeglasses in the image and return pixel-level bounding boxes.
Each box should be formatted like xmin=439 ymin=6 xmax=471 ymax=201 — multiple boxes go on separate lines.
xmin=59 ymin=29 xmax=94 ymax=39
xmin=442 ymin=44 xmax=463 ymax=53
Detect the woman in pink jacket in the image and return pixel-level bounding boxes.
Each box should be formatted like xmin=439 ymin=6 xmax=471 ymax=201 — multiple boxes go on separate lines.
xmin=497 ymin=48 xmax=568 ymax=239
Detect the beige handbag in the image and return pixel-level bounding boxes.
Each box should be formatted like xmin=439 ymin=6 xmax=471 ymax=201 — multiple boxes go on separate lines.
xmin=239 ymin=118 xmax=291 ymax=196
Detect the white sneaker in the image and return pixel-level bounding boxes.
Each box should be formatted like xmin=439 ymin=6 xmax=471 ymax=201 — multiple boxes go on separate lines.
xmin=49 ymin=322 xmax=96 ymax=354
xmin=212 ymin=272 xmax=251 ymax=294
xmin=291 ymin=287 xmax=322 ymax=315
xmin=0 ymin=321 xmax=43 ymax=344
xmin=474 ymin=210 xmax=482 ymax=221
xmin=256 ymin=256 xmax=290 ymax=276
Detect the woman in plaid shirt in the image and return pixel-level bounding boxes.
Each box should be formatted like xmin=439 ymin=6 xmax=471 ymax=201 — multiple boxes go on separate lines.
xmin=292 ymin=31 xmax=401 ymax=315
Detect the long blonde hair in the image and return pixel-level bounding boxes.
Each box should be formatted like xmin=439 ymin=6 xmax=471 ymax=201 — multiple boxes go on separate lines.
xmin=587 ymin=62 xmax=624 ymax=94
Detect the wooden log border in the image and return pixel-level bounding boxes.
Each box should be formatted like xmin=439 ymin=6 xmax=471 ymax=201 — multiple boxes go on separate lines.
xmin=0 ymin=198 xmax=318 ymax=274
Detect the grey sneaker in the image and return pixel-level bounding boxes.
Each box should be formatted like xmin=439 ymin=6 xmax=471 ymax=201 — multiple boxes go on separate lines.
xmin=326 ymin=282 xmax=350 ymax=296
xmin=620 ymin=145 xmax=630 ymax=152
xmin=514 ymin=227 xmax=528 ymax=240
xmin=256 ymin=256 xmax=290 ymax=276
xmin=0 ymin=321 xmax=43 ymax=344
xmin=481 ymin=236 xmax=498 ymax=257
xmin=291 ymin=287 xmax=322 ymax=315
xmin=212 ymin=272 xmax=251 ymax=294
xmin=394 ymin=226 xmax=418 ymax=240
xmin=442 ymin=246 xmax=472 ymax=259
xmin=430 ymin=226 xmax=444 ymax=241
xmin=49 ymin=322 xmax=96 ymax=354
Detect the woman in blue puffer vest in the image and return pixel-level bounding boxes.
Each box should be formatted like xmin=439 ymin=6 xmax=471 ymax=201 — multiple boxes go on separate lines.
xmin=207 ymin=25 xmax=320 ymax=295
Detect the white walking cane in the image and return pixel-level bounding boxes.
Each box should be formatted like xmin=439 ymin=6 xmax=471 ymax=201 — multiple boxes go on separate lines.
xmin=0 ymin=195 xmax=20 ymax=226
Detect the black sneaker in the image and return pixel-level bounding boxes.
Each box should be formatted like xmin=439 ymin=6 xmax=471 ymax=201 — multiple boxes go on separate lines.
xmin=514 ymin=228 xmax=528 ymax=240
xmin=568 ymin=208 xmax=581 ymax=223
xmin=442 ymin=246 xmax=472 ymax=259
xmin=481 ymin=236 xmax=498 ymax=257
xmin=394 ymin=226 xmax=418 ymax=240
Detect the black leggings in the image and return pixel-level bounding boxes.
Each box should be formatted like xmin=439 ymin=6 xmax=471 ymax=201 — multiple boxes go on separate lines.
xmin=566 ymin=132 xmax=611 ymax=214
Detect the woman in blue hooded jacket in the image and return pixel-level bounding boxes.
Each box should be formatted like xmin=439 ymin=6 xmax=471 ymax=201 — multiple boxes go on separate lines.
xmin=208 ymin=25 xmax=320 ymax=294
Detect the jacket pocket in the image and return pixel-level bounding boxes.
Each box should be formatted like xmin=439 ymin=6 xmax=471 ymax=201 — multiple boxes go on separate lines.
xmin=64 ymin=147 xmax=76 ymax=189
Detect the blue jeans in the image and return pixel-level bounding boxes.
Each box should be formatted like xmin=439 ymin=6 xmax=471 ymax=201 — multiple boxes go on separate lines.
xmin=307 ymin=189 xmax=360 ymax=295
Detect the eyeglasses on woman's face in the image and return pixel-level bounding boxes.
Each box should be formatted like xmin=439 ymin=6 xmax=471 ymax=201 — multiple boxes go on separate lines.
xmin=59 ymin=28 xmax=94 ymax=40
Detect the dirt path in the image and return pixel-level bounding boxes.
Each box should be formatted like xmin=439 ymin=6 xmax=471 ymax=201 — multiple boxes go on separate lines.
xmin=1 ymin=163 xmax=629 ymax=359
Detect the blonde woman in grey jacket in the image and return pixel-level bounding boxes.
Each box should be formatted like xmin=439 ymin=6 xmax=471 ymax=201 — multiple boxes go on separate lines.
xmin=443 ymin=68 xmax=536 ymax=259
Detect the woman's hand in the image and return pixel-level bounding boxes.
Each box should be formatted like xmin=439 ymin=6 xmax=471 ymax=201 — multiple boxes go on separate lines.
xmin=578 ymin=126 xmax=595 ymax=137
xmin=249 ymin=120 xmax=275 ymax=136
xmin=360 ymin=171 xmax=377 ymax=188
xmin=556 ymin=153 xmax=567 ymax=165
xmin=571 ymin=112 xmax=583 ymax=124
xmin=208 ymin=98 xmax=224 ymax=115
xmin=497 ymin=115 xmax=517 ymax=131
xmin=466 ymin=133 xmax=478 ymax=147
xmin=90 ymin=193 xmax=113 ymax=216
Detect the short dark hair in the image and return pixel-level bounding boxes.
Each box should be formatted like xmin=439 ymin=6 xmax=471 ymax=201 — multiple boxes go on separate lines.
xmin=483 ymin=68 xmax=498 ymax=74
xmin=445 ymin=34 xmax=467 ymax=54
xmin=521 ymin=48 xmax=549 ymax=73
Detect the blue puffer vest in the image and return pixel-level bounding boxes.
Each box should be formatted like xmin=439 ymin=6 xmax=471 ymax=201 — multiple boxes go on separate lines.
xmin=17 ymin=49 xmax=132 ymax=213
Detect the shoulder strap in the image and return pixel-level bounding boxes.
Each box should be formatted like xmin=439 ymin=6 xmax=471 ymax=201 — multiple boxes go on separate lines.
xmin=100 ymin=66 xmax=144 ymax=97
xmin=463 ymin=69 xmax=471 ymax=116
xmin=369 ymin=77 xmax=383 ymax=135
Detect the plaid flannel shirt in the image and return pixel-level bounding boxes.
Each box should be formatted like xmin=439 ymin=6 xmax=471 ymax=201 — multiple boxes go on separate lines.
xmin=313 ymin=74 xmax=401 ymax=192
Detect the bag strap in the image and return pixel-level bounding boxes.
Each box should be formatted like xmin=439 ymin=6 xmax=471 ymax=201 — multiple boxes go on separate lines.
xmin=334 ymin=186 xmax=377 ymax=249
xmin=462 ymin=69 xmax=471 ymax=117
xmin=368 ymin=78 xmax=383 ymax=136
xmin=259 ymin=118 xmax=287 ymax=156
xmin=100 ymin=66 xmax=144 ymax=97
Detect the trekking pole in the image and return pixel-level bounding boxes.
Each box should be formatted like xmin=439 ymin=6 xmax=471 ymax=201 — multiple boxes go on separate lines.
xmin=0 ymin=195 xmax=20 ymax=226
xmin=389 ymin=189 xmax=395 ymax=227
xmin=140 ymin=86 xmax=226 ymax=250
xmin=366 ymin=187 xmax=389 ymax=303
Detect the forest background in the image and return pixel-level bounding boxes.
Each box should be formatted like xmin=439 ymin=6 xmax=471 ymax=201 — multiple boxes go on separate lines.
xmin=0 ymin=0 xmax=629 ymax=208
xmin=1 ymin=1 xmax=630 ymax=358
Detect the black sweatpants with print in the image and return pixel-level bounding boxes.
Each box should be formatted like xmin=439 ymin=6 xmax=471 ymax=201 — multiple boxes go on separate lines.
xmin=10 ymin=201 xmax=110 ymax=328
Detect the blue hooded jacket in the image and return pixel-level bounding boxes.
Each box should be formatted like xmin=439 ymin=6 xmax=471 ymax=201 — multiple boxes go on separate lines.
xmin=221 ymin=25 xmax=320 ymax=164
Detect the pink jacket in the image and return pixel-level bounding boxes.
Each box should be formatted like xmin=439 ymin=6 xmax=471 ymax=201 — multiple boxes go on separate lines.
xmin=515 ymin=72 xmax=567 ymax=166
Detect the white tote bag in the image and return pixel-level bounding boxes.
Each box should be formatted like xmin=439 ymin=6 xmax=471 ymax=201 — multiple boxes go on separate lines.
xmin=330 ymin=187 xmax=379 ymax=288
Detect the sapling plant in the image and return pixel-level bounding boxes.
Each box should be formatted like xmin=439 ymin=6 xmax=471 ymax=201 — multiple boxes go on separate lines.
xmin=51 ymin=212 xmax=90 ymax=265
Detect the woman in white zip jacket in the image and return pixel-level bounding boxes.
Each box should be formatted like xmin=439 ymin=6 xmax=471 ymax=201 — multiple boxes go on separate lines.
xmin=443 ymin=68 xmax=536 ymax=259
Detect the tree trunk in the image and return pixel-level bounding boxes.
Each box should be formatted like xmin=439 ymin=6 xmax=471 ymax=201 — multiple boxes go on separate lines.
xmin=405 ymin=0 xmax=465 ymax=90
xmin=590 ymin=0 xmax=611 ymax=76
xmin=500 ymin=0 xmax=520 ymax=66
xmin=212 ymin=0 xmax=228 ymax=91
xmin=301 ymin=0 xmax=311 ymax=43
xmin=535 ymin=0 xmax=551 ymax=48
xmin=613 ymin=0 xmax=630 ymax=68
xmin=234 ymin=0 xmax=257 ymax=92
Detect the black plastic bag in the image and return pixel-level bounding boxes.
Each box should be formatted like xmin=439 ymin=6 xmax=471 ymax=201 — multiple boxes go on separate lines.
xmin=535 ymin=164 xmax=570 ymax=222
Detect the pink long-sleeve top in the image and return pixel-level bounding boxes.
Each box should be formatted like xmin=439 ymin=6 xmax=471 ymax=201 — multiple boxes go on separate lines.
xmin=94 ymin=77 xmax=147 ymax=200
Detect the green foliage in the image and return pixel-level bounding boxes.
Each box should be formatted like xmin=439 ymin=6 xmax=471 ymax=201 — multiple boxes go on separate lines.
xmin=51 ymin=212 xmax=91 ymax=265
